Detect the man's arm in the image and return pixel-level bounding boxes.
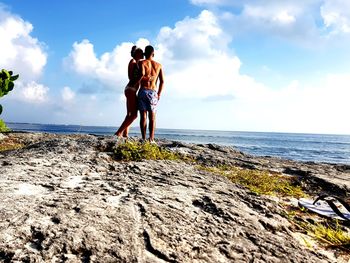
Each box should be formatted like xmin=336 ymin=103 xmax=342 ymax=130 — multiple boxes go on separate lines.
xmin=157 ymin=66 xmax=164 ymax=99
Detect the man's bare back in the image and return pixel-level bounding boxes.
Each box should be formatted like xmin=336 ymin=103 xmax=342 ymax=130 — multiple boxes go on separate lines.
xmin=140 ymin=59 xmax=163 ymax=93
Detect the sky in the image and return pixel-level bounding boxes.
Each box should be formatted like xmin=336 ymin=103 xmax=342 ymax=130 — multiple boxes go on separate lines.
xmin=1 ymin=0 xmax=350 ymax=134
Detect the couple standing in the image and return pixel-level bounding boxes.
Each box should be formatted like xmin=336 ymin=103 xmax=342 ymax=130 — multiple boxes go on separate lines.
xmin=115 ymin=45 xmax=164 ymax=142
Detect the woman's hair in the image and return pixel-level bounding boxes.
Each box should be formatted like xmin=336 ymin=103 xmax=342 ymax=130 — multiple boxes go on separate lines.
xmin=131 ymin=45 xmax=137 ymax=57
xmin=131 ymin=46 xmax=144 ymax=59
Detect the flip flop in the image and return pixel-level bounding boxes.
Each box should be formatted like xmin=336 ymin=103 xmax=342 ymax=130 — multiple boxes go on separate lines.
xmin=298 ymin=195 xmax=350 ymax=221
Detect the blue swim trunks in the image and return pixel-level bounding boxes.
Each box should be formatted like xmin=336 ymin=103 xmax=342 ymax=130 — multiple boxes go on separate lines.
xmin=138 ymin=88 xmax=158 ymax=112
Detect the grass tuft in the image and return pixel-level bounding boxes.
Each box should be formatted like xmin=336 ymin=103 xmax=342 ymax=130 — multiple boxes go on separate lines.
xmin=308 ymin=222 xmax=350 ymax=248
xmin=281 ymin=205 xmax=350 ymax=252
xmin=286 ymin=206 xmax=350 ymax=250
xmin=114 ymin=141 xmax=181 ymax=161
xmin=198 ymin=165 xmax=305 ymax=197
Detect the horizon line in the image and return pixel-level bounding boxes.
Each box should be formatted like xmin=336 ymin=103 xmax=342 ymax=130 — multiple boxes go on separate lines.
xmin=5 ymin=121 xmax=350 ymax=137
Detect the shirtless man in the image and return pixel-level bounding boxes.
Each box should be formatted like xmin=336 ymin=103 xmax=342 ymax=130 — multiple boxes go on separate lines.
xmin=138 ymin=45 xmax=164 ymax=142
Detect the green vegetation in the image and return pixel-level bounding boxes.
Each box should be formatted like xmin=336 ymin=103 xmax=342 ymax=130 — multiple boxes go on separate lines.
xmin=0 ymin=69 xmax=19 ymax=131
xmin=0 ymin=69 xmax=19 ymax=115
xmin=198 ymin=165 xmax=305 ymax=197
xmin=285 ymin=207 xmax=350 ymax=250
xmin=0 ymin=119 xmax=10 ymax=132
xmin=307 ymin=222 xmax=350 ymax=248
xmin=114 ymin=141 xmax=181 ymax=161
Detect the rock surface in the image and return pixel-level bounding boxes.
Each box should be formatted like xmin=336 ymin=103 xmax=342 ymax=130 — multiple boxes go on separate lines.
xmin=0 ymin=132 xmax=349 ymax=262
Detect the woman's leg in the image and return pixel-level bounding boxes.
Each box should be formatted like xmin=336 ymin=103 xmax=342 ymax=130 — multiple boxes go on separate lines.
xmin=122 ymin=128 xmax=129 ymax=138
xmin=115 ymin=90 xmax=138 ymax=137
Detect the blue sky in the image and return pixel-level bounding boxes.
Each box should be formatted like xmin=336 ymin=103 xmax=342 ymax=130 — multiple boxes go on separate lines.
xmin=1 ymin=0 xmax=350 ymax=134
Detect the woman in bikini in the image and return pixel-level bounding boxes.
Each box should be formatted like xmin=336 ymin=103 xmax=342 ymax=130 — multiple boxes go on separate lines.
xmin=115 ymin=46 xmax=144 ymax=138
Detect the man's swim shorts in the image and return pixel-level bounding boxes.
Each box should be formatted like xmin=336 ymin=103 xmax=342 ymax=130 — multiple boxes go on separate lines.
xmin=138 ymin=88 xmax=158 ymax=112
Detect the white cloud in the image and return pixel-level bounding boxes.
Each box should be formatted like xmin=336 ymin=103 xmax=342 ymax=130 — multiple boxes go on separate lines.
xmin=20 ymin=81 xmax=49 ymax=103
xmin=226 ymin=2 xmax=319 ymax=43
xmin=64 ymin=9 xmax=350 ymax=134
xmin=0 ymin=6 xmax=47 ymax=81
xmin=273 ymin=11 xmax=296 ymax=24
xmin=189 ymin=0 xmax=350 ymax=44
xmin=243 ymin=5 xmax=298 ymax=25
xmin=157 ymin=10 xmax=350 ymax=134
xmin=321 ymin=0 xmax=350 ymax=34
xmin=230 ymin=74 xmax=350 ymax=134
xmin=0 ymin=6 xmax=50 ymax=107
xmin=156 ymin=10 xmax=244 ymax=99
xmin=66 ymin=38 xmax=149 ymax=90
xmin=67 ymin=10 xmax=239 ymax=99
xmin=157 ymin=10 xmax=228 ymax=60
xmin=61 ymin=86 xmax=75 ymax=102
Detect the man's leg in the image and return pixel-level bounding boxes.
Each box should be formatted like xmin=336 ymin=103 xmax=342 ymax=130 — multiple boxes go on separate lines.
xmin=149 ymin=111 xmax=156 ymax=141
xmin=140 ymin=111 xmax=147 ymax=140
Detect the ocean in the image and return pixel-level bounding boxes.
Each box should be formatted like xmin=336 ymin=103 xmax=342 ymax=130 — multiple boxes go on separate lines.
xmin=6 ymin=122 xmax=350 ymax=165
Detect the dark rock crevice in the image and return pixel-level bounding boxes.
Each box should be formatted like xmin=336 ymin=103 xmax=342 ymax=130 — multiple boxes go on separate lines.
xmin=142 ymin=230 xmax=177 ymax=263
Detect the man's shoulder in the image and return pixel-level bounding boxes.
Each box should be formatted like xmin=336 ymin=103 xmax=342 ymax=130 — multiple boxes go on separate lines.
xmin=151 ymin=60 xmax=162 ymax=68
xmin=140 ymin=59 xmax=157 ymax=66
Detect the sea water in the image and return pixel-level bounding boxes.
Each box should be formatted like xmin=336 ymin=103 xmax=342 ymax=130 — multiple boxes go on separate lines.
xmin=6 ymin=122 xmax=350 ymax=165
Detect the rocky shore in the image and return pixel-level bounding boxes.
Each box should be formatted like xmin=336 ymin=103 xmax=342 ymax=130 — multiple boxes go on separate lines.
xmin=0 ymin=132 xmax=349 ymax=262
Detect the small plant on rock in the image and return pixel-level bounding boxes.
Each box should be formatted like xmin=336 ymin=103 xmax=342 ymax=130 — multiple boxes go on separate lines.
xmin=0 ymin=69 xmax=19 ymax=132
